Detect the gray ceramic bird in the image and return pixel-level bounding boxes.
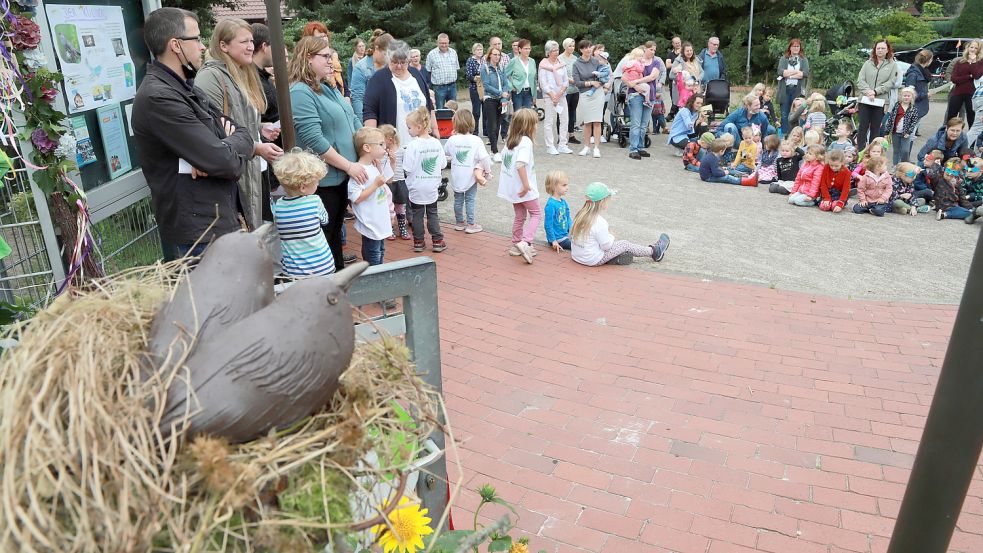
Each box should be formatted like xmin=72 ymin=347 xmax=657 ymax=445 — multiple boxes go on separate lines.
xmin=159 ymin=262 xmax=369 ymax=443
xmin=147 ymin=224 xmax=276 ymax=371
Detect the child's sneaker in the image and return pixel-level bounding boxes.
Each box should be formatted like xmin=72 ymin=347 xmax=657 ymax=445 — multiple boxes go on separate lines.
xmin=431 ymin=240 xmax=447 ymax=252
xmin=454 ymin=222 xmax=467 ymax=231
xmin=937 ymin=209 xmax=944 ymax=221
xmin=606 ymin=252 xmax=634 ymax=265
xmin=651 ymin=233 xmax=670 ymax=262
xmin=343 ymin=251 xmax=357 ymax=264
xmin=579 ymin=146 xmax=590 ymax=156
xmin=413 ymin=240 xmax=426 ymax=252
xmin=516 ymin=241 xmax=534 ymax=264
xmin=465 ymin=224 xmax=483 ymax=234
xmin=917 ymin=205 xmax=931 ymax=213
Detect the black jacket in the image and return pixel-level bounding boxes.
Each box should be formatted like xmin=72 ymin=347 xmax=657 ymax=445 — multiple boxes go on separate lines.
xmin=132 ymin=62 xmax=254 ymax=245
xmin=902 ymin=64 xmax=931 ymax=119
xmin=776 ymin=155 xmax=801 ymax=182
xmin=362 ymin=67 xmax=435 ymax=126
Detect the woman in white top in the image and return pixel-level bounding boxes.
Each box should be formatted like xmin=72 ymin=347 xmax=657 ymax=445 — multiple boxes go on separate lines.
xmin=570 ymin=182 xmax=670 ymax=266
xmin=539 ymin=40 xmax=572 ymax=155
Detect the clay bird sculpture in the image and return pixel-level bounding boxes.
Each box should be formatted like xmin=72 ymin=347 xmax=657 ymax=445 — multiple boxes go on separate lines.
xmin=147 ymin=224 xmax=276 ymax=371
xmin=159 ymin=261 xmax=369 ymax=443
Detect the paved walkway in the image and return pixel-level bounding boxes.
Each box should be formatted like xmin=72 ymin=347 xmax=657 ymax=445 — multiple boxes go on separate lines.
xmin=361 ymin=225 xmax=981 ymax=553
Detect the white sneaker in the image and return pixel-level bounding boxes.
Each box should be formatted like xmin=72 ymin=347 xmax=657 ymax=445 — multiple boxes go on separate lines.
xmin=508 ymin=244 xmax=522 ymax=256
xmin=579 ymin=147 xmax=590 ymax=156
xmin=593 ymin=148 xmax=601 ymax=158
xmin=600 ymin=136 xmax=608 ymax=143
xmin=493 ymin=152 xmax=502 ymax=163
xmin=589 ymin=137 xmax=595 ymax=145
xmin=557 ymin=146 xmax=573 ymax=154
xmin=517 ymin=241 xmax=534 ymax=264
xmin=547 ymin=146 xmax=559 ymax=155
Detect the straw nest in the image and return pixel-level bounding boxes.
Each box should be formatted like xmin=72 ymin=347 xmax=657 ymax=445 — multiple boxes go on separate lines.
xmin=0 ymin=262 xmax=445 ymax=552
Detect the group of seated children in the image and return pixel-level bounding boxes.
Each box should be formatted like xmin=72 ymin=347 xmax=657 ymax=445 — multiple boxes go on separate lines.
xmin=683 ymin=115 xmax=983 ymax=223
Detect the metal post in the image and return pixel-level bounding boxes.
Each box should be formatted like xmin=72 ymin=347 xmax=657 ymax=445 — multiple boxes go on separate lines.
xmin=745 ymin=0 xmax=754 ymax=85
xmin=264 ymin=0 xmax=295 ymax=150
xmin=886 ymin=227 xmax=983 ymax=553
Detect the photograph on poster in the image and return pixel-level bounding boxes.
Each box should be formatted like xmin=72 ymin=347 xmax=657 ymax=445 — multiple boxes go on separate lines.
xmin=97 ymin=105 xmax=131 ymax=180
xmin=70 ymin=115 xmax=97 ymax=168
xmin=45 ymin=5 xmax=136 ymax=114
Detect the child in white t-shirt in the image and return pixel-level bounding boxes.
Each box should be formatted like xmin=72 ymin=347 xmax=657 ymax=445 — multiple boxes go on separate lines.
xmin=403 ymin=106 xmax=449 ymax=253
xmin=497 ymin=108 xmax=541 ymax=264
xmin=570 ymin=182 xmax=670 ymax=266
xmin=349 ymin=127 xmax=394 ymax=266
xmin=379 ymin=124 xmax=410 ymax=240
xmin=444 ymin=109 xmax=491 ymax=234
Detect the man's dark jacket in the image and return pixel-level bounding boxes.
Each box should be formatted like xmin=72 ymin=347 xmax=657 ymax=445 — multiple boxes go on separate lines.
xmin=132 ymin=62 xmax=255 ymax=245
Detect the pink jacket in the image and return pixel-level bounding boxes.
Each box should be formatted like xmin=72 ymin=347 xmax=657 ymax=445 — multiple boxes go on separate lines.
xmin=857 ymin=171 xmax=893 ymax=204
xmin=791 ymin=161 xmax=823 ymax=197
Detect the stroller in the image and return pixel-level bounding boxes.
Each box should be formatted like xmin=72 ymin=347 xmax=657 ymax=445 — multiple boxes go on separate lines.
xmin=604 ymin=80 xmax=652 ymax=149
xmin=704 ymin=79 xmax=731 ymax=117
xmin=433 ymin=108 xmax=453 ymax=201
xmin=822 ymin=81 xmax=859 ymax=146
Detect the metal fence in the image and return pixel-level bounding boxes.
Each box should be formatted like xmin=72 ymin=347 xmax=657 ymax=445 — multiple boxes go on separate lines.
xmin=0 ymin=166 xmax=56 ymax=307
xmin=90 ymin=194 xmax=162 ymax=275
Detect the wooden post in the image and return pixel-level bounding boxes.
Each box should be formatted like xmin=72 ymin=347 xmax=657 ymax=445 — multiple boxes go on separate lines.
xmin=264 ymin=0 xmax=294 ymax=150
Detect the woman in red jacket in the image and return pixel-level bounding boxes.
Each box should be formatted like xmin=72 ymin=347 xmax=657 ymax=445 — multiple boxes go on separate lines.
xmin=945 ymin=40 xmax=983 ymax=127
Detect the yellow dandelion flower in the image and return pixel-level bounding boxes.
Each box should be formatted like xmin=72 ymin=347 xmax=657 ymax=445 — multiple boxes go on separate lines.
xmin=371 ymin=496 xmax=434 ymax=553
xmin=509 ymin=543 xmax=530 ymax=553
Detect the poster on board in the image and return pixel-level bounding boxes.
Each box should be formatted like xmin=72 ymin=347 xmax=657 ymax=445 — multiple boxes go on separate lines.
xmin=97 ymin=104 xmax=131 ymax=180
xmin=70 ymin=115 xmax=97 ymax=167
xmin=44 ymin=4 xmax=137 ymax=114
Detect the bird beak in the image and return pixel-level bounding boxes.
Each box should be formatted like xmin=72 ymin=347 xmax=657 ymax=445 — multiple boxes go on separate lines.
xmin=329 ymin=261 xmax=368 ymax=292
xmin=251 ymin=223 xmax=276 ymax=249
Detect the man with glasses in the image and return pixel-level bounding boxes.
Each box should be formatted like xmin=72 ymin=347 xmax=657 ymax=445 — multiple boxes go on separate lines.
xmin=425 ymin=32 xmax=460 ymax=109
xmin=698 ymin=37 xmax=726 ymax=85
xmin=132 ymin=8 xmax=255 ymax=260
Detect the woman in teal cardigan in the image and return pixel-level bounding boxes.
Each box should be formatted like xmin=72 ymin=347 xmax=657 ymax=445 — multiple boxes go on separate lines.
xmin=288 ymin=36 xmax=367 ymax=269
xmin=506 ymin=39 xmax=536 ymax=110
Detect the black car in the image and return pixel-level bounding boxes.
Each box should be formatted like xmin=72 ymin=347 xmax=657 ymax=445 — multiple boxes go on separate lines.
xmin=894 ymin=38 xmax=974 ymax=76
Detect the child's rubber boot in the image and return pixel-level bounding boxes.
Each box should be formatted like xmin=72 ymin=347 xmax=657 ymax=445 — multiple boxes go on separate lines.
xmin=741 ymin=172 xmax=759 ymax=187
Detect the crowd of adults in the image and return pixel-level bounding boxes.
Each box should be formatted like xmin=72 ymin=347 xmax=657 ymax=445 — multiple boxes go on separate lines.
xmin=133 ymin=7 xmax=983 ymax=263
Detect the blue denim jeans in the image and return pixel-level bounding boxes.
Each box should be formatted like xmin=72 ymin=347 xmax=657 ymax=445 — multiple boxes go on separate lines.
xmin=512 ymin=89 xmax=534 ymax=110
xmin=628 ymin=93 xmax=652 ymax=153
xmin=361 ymin=237 xmax=386 ymax=266
xmin=788 ymin=192 xmax=817 ymax=206
xmin=706 ymin=174 xmax=742 ymax=185
xmin=853 ymin=202 xmax=890 ymax=216
xmin=165 ymin=241 xmax=209 ymax=262
xmin=942 ymin=206 xmax=973 ymax=219
xmin=685 ymin=164 xmax=700 ymax=173
xmin=453 ymin=184 xmax=478 ymax=225
xmin=434 ymin=83 xmax=457 ymax=109
xmin=892 ymin=133 xmax=913 ymax=165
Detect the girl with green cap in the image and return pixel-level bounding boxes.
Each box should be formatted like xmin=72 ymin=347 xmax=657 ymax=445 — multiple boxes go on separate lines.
xmin=569 ymin=182 xmax=670 ymax=266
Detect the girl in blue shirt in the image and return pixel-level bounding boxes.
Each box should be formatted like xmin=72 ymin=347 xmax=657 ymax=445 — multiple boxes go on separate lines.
xmin=543 ymin=170 xmax=573 ymax=251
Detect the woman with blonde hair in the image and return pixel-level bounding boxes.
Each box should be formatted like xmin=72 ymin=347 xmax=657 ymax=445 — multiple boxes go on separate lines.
xmin=946 ymin=39 xmax=983 ymax=128
xmin=196 ymin=18 xmax=283 ymax=230
xmin=288 ymin=36 xmax=366 ymax=269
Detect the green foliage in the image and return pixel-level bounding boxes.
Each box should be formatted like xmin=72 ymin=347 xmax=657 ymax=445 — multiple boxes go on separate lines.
xmin=928 ymin=17 xmax=955 ymax=36
xmin=876 ymin=11 xmax=939 ymax=45
xmin=278 ymin=464 xmax=353 ymax=530
xmin=449 ymin=1 xmax=516 ymax=48
xmin=953 ymin=0 xmax=983 ymax=37
xmin=422 ymin=156 xmax=439 ymax=175
xmin=807 ymin=46 xmax=866 ymax=89
xmin=921 ymin=1 xmax=946 ymax=17
xmin=425 ymin=485 xmax=543 ymax=553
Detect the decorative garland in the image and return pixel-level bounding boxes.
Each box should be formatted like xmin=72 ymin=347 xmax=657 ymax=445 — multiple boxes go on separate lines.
xmin=1 ymin=0 xmax=100 ymax=290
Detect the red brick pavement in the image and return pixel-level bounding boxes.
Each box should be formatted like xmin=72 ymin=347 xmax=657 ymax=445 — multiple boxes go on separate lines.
xmin=353 ymin=222 xmax=981 ymax=553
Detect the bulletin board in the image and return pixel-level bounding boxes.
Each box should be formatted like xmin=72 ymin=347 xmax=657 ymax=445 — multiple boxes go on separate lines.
xmin=43 ymin=0 xmax=150 ymax=191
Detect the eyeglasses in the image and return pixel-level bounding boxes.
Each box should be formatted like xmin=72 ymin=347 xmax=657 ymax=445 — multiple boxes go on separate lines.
xmin=312 ymin=53 xmax=332 ymax=61
xmin=178 ymin=36 xmax=202 ymax=43
xmin=390 ymin=59 xmax=408 ymax=66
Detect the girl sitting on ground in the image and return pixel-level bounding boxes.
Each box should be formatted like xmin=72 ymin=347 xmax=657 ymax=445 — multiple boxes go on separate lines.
xmin=770 ymin=140 xmax=801 ymax=194
xmin=934 ymin=158 xmax=976 ymax=221
xmin=786 ymin=126 xmax=805 ymax=154
xmin=853 ymin=156 xmax=892 ymax=216
xmin=853 ymin=138 xmax=889 ymax=179
xmin=818 ymin=149 xmax=851 ymax=213
xmin=570 ymin=182 xmax=670 ymax=266
xmin=758 ymin=134 xmax=781 ymax=186
xmin=890 ymin=161 xmax=922 ymax=216
xmin=788 ymin=144 xmax=825 ymax=206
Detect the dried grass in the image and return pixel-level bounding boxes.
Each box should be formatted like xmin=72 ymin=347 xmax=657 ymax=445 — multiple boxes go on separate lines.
xmin=0 ymin=262 xmax=444 ymax=552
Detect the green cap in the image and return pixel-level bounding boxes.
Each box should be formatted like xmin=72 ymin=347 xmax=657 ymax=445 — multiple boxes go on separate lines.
xmin=585 ymin=182 xmax=616 ymax=202
xmin=700 ymin=132 xmax=716 ymax=144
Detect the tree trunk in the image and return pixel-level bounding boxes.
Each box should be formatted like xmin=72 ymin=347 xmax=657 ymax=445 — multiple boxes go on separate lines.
xmin=50 ymin=191 xmax=104 ymax=284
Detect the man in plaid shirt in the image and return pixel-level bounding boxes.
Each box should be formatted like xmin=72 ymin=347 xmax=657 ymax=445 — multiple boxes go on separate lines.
xmin=426 ymin=33 xmax=460 ymax=109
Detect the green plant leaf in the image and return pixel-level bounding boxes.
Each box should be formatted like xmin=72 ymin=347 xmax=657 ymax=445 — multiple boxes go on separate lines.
xmin=426 ymin=530 xmax=475 ymax=553
xmin=422 ymin=155 xmax=438 ymax=175
xmin=455 ymin=149 xmax=470 ymax=164
xmin=489 ymin=497 xmax=519 ymax=520
xmin=488 ymin=536 xmax=512 ymax=552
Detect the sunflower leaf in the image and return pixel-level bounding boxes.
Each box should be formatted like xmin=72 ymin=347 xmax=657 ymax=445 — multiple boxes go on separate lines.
xmin=426 ymin=530 xmax=474 ymax=552
xmin=488 ymin=536 xmax=513 ymax=552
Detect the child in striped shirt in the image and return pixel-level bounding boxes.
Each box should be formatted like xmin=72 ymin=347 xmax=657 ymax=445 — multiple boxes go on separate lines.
xmin=271 ymin=150 xmax=336 ymax=277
